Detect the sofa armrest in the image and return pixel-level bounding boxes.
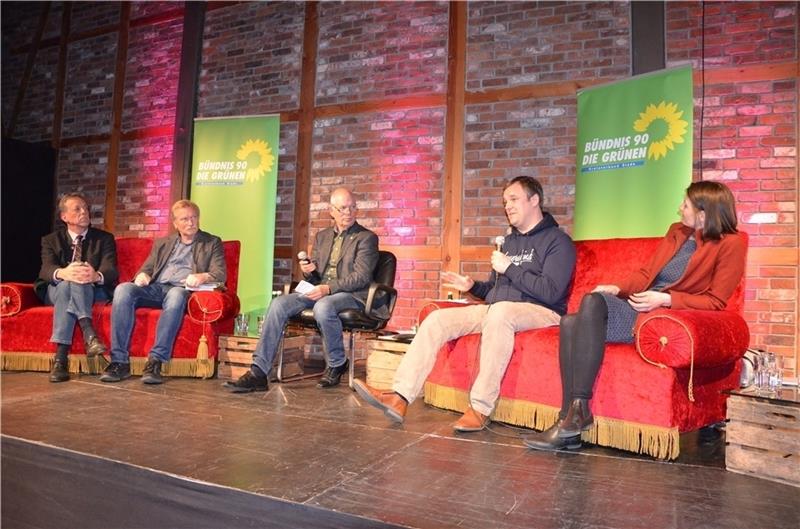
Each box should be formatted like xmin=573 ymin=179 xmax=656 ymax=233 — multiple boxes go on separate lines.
xmin=417 ymin=300 xmax=480 ymax=325
xmin=1 ymin=283 xmax=41 ymax=317
xmin=186 ymin=291 xmax=240 ymax=324
xmin=635 ymin=308 xmax=750 ymax=370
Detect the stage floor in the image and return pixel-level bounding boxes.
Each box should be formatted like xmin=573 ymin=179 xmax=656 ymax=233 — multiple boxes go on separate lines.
xmin=2 ymin=370 xmax=798 ymax=529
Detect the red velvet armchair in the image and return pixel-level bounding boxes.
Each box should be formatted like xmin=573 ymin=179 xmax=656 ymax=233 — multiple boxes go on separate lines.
xmin=1 ymin=238 xmax=241 ymax=378
xmin=421 ymin=235 xmax=749 ymax=459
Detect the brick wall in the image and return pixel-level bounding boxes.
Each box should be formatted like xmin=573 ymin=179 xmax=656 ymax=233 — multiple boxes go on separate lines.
xmin=116 ymin=136 xmax=173 ymax=237
xmin=61 ymin=34 xmax=116 ymax=139
xmin=316 ymin=1 xmax=448 ymax=105
xmin=198 ymin=2 xmax=304 ymax=118
xmin=122 ymin=18 xmax=182 ymax=131
xmin=8 ymin=46 xmax=58 ymax=142
xmin=466 ymin=1 xmax=630 ymax=89
xmin=667 ymin=1 xmax=798 ymax=375
xmin=56 ymin=143 xmax=111 ymax=228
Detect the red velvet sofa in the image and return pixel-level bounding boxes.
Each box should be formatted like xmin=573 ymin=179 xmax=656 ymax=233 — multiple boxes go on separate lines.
xmin=421 ymin=235 xmax=749 ymax=459
xmin=1 ymin=237 xmax=240 ymax=378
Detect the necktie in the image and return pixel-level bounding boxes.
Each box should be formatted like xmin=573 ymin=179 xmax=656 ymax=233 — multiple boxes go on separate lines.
xmin=72 ymin=235 xmax=84 ymax=263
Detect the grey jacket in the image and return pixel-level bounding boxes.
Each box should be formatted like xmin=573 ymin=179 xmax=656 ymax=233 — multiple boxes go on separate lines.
xmin=138 ymin=230 xmax=227 ymax=285
xmin=307 ymin=222 xmax=379 ymax=303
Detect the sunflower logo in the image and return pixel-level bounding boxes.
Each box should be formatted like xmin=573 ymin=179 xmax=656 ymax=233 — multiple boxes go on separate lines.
xmin=236 ymin=139 xmax=275 ymax=182
xmin=633 ymin=101 xmax=688 ymax=161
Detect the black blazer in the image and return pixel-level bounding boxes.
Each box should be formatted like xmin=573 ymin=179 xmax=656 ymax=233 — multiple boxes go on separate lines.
xmin=35 ymin=226 xmax=119 ymax=302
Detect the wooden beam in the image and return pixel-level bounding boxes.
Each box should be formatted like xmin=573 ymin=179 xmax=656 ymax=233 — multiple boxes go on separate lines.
xmin=465 ymin=78 xmax=607 ymax=105
xmin=314 ymin=95 xmax=446 ymax=119
xmin=695 ymin=61 xmax=798 ymax=85
xmin=440 ymin=1 xmax=467 ymax=294
xmin=59 ymin=133 xmax=111 ymax=148
xmin=121 ymin=125 xmax=175 ymax=141
xmin=5 ymin=2 xmax=50 ymax=138
xmin=103 ymin=3 xmax=131 ymax=233
xmin=11 ymin=8 xmax=188 ymax=54
xmin=171 ymin=3 xmax=207 ymax=207
xmin=280 ymin=110 xmax=300 ymax=123
xmin=130 ymin=7 xmax=186 ymax=28
xmin=51 ymin=2 xmax=71 ymax=150
xmin=293 ymin=2 xmax=319 ymax=277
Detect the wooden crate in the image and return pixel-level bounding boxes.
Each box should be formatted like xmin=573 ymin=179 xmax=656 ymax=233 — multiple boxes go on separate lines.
xmin=366 ymin=338 xmax=409 ymax=391
xmin=217 ymin=334 xmax=305 ymax=381
xmin=725 ymin=393 xmax=800 ymax=487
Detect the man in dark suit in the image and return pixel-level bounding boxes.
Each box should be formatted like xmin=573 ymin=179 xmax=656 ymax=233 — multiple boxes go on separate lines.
xmin=36 ymin=192 xmax=118 ymax=383
xmin=101 ymin=199 xmax=226 ymax=385
xmin=225 ymin=187 xmax=379 ymax=393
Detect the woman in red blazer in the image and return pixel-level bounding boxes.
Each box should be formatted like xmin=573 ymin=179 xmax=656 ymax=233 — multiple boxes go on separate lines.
xmin=524 ymin=181 xmax=747 ymax=451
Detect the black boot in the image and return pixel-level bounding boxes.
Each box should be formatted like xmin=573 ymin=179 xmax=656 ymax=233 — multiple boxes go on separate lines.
xmin=49 ymin=357 xmax=70 ymax=383
xmin=522 ymin=398 xmax=593 ymax=451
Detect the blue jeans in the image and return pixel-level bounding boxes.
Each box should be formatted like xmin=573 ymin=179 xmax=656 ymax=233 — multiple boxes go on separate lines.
xmin=46 ymin=282 xmax=109 ymax=345
xmin=110 ymin=282 xmax=191 ymax=363
xmin=251 ymin=292 xmax=362 ymax=377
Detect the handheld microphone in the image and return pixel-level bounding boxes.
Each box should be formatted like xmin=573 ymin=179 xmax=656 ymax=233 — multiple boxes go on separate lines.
xmin=297 ymin=251 xmax=311 ymax=265
xmin=494 ymin=235 xmax=505 ymax=252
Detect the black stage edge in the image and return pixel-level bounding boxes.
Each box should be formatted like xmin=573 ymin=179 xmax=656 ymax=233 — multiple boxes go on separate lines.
xmin=1 ymin=435 xmax=403 ymax=529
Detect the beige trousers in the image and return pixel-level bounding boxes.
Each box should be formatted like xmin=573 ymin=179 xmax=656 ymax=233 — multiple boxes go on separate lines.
xmin=392 ymin=302 xmax=560 ymax=416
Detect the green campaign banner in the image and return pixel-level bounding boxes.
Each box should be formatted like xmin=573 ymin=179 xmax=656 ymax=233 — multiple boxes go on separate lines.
xmin=574 ymin=65 xmax=693 ymax=240
xmin=190 ymin=115 xmax=280 ymax=319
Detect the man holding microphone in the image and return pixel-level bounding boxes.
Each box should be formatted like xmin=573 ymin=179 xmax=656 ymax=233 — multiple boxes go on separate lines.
xmin=225 ymin=187 xmax=380 ymax=393
xmin=353 ymin=176 xmax=576 ymax=432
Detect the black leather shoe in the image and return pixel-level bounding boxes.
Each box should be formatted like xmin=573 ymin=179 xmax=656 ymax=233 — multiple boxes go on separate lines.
xmin=317 ymin=359 xmax=349 ymax=388
xmin=522 ymin=398 xmax=594 ymax=451
xmin=141 ymin=358 xmax=163 ymax=385
xmin=49 ymin=358 xmax=69 ymax=383
xmin=84 ymin=335 xmax=107 ymax=358
xmin=224 ymin=370 xmax=268 ymax=393
xmin=100 ymin=362 xmax=131 ymax=383
xmin=522 ymin=423 xmax=583 ymax=451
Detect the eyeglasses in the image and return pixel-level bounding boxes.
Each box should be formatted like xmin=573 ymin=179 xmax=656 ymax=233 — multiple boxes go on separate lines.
xmin=331 ymin=204 xmax=357 ymax=214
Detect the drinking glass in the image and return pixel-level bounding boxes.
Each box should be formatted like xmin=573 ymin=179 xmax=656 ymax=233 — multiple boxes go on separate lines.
xmin=234 ymin=314 xmax=250 ymax=336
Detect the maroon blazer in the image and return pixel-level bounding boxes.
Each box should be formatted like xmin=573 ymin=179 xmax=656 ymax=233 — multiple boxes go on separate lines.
xmin=617 ymin=222 xmax=747 ymax=311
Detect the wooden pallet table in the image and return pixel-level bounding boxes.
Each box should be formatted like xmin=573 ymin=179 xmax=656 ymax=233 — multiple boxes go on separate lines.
xmin=366 ymin=335 xmax=413 ymax=391
xmin=218 ymin=334 xmax=305 ymax=381
xmin=725 ymin=386 xmax=800 ymax=487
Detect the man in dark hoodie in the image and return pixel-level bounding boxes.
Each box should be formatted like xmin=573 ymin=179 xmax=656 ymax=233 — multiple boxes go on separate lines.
xmin=353 ymin=176 xmax=576 ymax=432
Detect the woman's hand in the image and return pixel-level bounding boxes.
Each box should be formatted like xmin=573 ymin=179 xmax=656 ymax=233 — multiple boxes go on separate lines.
xmin=592 ymin=284 xmax=620 ymax=296
xmin=628 ymin=290 xmax=671 ymax=312
xmin=441 ymin=271 xmax=474 ymax=293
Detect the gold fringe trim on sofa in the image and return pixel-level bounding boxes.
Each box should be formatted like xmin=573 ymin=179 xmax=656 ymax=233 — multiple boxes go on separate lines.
xmin=581 ymin=416 xmax=679 ymax=460
xmin=424 ymin=381 xmax=680 ymax=460
xmin=1 ymin=352 xmax=214 ymax=379
xmin=423 ymin=382 xmax=560 ymax=431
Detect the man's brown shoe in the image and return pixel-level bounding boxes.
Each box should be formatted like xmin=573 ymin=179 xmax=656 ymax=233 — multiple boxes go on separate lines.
xmin=352 ymin=379 xmax=407 ymax=423
xmin=453 ymin=406 xmax=490 ymax=432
